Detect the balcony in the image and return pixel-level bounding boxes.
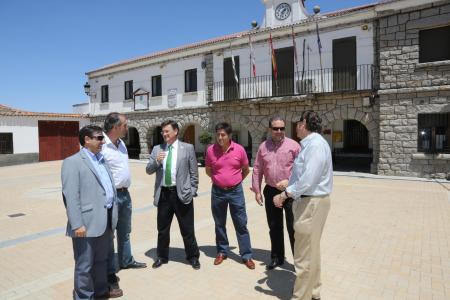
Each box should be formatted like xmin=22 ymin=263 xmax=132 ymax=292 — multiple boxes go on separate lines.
xmin=212 ymin=64 xmax=375 ymax=103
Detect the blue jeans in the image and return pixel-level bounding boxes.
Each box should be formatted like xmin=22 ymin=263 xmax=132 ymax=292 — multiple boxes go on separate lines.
xmin=108 ymin=190 xmax=134 ymax=274
xmin=211 ymin=184 xmax=252 ymax=260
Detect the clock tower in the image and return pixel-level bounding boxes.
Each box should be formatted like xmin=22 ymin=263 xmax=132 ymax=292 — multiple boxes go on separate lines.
xmin=261 ymin=0 xmax=308 ymax=28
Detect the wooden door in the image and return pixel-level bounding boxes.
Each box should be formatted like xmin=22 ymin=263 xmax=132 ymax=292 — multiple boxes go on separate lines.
xmin=273 ymin=47 xmax=294 ymax=96
xmin=333 ymin=37 xmax=357 ymax=91
xmin=183 ymin=125 xmax=195 ymax=146
xmin=38 ymin=121 xmax=79 ymax=161
xmin=224 ymin=56 xmax=240 ymax=100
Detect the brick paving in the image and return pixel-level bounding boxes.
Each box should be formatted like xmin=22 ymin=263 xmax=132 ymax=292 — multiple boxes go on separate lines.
xmin=0 ymin=161 xmax=449 ymax=299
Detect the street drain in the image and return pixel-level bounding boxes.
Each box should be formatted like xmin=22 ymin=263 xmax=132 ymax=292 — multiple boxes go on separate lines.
xmin=8 ymin=213 xmax=26 ymax=218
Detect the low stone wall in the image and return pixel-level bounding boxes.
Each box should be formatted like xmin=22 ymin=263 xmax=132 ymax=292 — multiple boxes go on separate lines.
xmin=0 ymin=153 xmax=39 ymax=167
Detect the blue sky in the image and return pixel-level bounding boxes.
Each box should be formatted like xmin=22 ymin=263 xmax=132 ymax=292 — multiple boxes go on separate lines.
xmin=0 ymin=0 xmax=375 ymax=113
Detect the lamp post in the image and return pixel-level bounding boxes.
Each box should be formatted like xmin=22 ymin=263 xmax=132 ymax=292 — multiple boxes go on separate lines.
xmin=83 ymin=82 xmax=91 ymax=96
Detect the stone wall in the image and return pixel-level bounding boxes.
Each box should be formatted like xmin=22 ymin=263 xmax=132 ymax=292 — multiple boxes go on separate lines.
xmin=92 ymin=91 xmax=379 ymax=171
xmin=377 ymin=1 xmax=450 ymax=178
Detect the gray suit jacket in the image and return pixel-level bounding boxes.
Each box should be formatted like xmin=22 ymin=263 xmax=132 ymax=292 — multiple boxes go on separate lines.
xmin=146 ymin=141 xmax=199 ymax=206
xmin=61 ymin=149 xmax=118 ymax=238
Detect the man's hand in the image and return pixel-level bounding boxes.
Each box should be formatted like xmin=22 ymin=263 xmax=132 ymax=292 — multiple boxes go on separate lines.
xmin=74 ymin=226 xmax=87 ymax=238
xmin=276 ymin=179 xmax=289 ymax=191
xmin=273 ymin=194 xmax=285 ymax=208
xmin=255 ymin=193 xmax=263 ymax=206
xmin=156 ymin=151 xmax=166 ymax=163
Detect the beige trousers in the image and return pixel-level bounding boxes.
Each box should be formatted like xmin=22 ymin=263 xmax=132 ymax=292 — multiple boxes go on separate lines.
xmin=291 ymin=195 xmax=330 ymax=300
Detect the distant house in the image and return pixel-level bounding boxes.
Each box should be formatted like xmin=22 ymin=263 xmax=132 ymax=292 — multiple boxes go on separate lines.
xmin=0 ymin=104 xmax=89 ymax=166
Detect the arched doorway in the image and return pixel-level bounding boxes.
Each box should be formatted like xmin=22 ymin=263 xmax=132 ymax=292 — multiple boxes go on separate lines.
xmin=124 ymin=127 xmax=140 ymax=159
xmin=230 ymin=124 xmax=253 ymax=166
xmin=330 ymin=119 xmax=372 ymax=172
xmin=182 ymin=125 xmax=195 ymax=145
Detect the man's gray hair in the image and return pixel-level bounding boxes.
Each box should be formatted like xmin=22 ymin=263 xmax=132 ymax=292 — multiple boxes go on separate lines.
xmin=104 ymin=112 xmax=123 ymax=133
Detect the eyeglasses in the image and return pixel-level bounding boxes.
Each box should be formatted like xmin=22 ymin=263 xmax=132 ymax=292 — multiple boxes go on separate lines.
xmin=90 ymin=135 xmax=105 ymax=141
xmin=271 ymin=127 xmax=285 ymax=131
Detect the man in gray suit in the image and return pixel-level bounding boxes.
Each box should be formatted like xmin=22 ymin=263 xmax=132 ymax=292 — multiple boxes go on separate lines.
xmin=62 ymin=125 xmax=123 ymax=299
xmin=146 ymin=120 xmax=200 ymax=270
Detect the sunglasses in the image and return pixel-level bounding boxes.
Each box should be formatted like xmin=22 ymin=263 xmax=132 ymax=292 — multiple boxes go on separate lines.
xmin=271 ymin=127 xmax=285 ymax=131
xmin=90 ymin=135 xmax=105 ymax=141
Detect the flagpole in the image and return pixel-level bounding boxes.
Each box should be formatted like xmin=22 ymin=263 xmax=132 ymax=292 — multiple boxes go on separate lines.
xmin=292 ymin=25 xmax=300 ymax=94
xmin=301 ymin=39 xmax=306 ymax=90
xmin=249 ymin=33 xmax=259 ymax=98
xmin=314 ymin=6 xmax=324 ymax=93
xmin=269 ymin=32 xmax=278 ymax=95
xmin=229 ymin=41 xmax=240 ymax=99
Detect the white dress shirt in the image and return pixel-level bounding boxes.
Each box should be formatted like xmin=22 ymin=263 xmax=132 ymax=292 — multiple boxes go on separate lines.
xmin=286 ymin=132 xmax=333 ymax=200
xmin=162 ymin=139 xmax=178 ymax=187
xmin=102 ymin=133 xmax=131 ymax=189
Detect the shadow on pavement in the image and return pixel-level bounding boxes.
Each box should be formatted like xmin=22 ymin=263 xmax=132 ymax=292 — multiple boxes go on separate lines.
xmin=145 ymin=247 xmax=191 ymax=265
xmin=255 ymin=268 xmax=295 ymax=300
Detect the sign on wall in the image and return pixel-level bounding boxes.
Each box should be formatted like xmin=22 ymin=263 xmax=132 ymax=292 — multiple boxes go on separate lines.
xmin=134 ymin=88 xmax=150 ymax=111
xmin=167 ymin=88 xmax=177 ymax=108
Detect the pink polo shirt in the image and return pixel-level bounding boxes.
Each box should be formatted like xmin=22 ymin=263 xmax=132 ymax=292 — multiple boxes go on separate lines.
xmin=205 ymin=141 xmax=249 ymax=189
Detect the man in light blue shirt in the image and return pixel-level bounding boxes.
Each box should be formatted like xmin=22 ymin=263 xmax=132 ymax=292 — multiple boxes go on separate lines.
xmin=83 ymin=149 xmax=115 ymax=209
xmin=274 ymin=110 xmax=332 ymax=300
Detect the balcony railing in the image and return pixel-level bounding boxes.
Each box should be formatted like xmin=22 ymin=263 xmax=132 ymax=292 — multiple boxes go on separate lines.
xmin=212 ymin=64 xmax=375 ymax=103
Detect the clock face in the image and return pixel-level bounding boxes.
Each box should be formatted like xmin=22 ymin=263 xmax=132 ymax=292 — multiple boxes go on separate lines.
xmin=275 ymin=3 xmax=291 ymax=21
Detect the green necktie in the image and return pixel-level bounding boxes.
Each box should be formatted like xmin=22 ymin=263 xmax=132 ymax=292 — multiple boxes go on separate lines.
xmin=164 ymin=145 xmax=172 ymax=186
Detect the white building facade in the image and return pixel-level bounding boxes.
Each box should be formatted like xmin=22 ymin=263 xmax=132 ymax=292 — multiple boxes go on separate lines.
xmin=78 ymin=0 xmax=450 ymax=178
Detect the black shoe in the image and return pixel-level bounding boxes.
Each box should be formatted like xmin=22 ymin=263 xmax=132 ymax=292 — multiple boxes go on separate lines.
xmin=108 ymin=274 xmax=120 ymax=284
xmin=266 ymin=258 xmax=284 ymax=270
xmin=107 ymin=274 xmax=120 ymax=290
xmin=189 ymin=258 xmax=201 ymax=270
xmin=152 ymin=258 xmax=168 ymax=269
xmin=121 ymin=261 xmax=147 ymax=269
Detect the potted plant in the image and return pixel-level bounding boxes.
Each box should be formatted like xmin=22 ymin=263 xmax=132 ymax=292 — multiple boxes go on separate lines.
xmin=198 ymin=131 xmax=213 ymax=166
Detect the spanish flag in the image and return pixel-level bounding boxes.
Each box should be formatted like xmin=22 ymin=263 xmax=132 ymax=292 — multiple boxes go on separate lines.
xmin=269 ymin=33 xmax=278 ymax=81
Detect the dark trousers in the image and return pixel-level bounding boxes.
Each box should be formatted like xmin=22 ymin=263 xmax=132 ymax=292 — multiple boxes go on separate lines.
xmin=72 ymin=228 xmax=111 ymax=300
xmin=157 ymin=187 xmax=200 ymax=261
xmin=263 ymin=185 xmax=295 ymax=262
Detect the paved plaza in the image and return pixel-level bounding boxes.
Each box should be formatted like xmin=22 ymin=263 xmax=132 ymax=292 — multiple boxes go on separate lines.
xmin=0 ymin=160 xmax=449 ymax=300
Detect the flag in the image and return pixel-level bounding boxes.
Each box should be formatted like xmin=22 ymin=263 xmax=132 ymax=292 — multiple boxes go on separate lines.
xmin=315 ymin=21 xmax=324 ymax=92
xmin=249 ymin=35 xmax=256 ymax=77
xmin=231 ymin=55 xmax=239 ymax=85
xmin=315 ymin=22 xmax=322 ymax=55
xmin=292 ymin=26 xmax=299 ymax=71
xmin=269 ymin=33 xmax=278 ymax=81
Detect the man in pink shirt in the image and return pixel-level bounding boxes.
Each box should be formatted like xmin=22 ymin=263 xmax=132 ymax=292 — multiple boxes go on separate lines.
xmin=205 ymin=122 xmax=255 ymax=270
xmin=252 ymin=116 xmax=300 ymax=270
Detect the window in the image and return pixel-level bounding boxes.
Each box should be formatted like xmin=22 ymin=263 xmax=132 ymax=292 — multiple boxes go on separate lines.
xmin=419 ymin=26 xmax=450 ymax=63
xmin=124 ymin=80 xmax=133 ymax=100
xmin=0 ymin=133 xmax=13 ymax=154
xmin=101 ymin=85 xmax=109 ymax=103
xmin=185 ymin=69 xmax=197 ymax=92
xmin=418 ymin=113 xmax=450 ymax=153
xmin=152 ymin=75 xmax=162 ymax=97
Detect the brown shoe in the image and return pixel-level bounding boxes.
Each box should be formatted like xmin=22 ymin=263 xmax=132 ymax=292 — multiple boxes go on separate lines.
xmin=108 ymin=287 xmax=123 ymax=298
xmin=214 ymin=253 xmax=227 ymax=265
xmin=243 ymin=259 xmax=255 ymax=270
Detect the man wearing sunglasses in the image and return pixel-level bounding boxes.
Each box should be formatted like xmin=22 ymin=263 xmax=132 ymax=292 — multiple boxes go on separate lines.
xmin=102 ymin=113 xmax=147 ymax=292
xmin=61 ymin=125 xmax=123 ymax=299
xmin=251 ymin=116 xmax=300 ymax=270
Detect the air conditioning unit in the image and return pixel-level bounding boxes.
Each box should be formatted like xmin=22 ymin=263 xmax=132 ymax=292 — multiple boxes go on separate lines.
xmin=297 ymin=79 xmax=315 ymax=94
